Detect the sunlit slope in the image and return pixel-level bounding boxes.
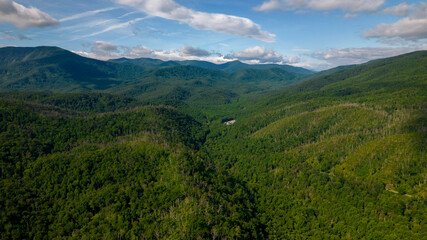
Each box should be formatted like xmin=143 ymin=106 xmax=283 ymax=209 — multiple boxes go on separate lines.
xmin=203 ymin=50 xmax=427 ymax=239
xmin=264 ymin=51 xmax=426 ymax=108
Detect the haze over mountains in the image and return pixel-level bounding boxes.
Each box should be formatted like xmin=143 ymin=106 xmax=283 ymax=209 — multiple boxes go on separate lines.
xmin=1 ymin=47 xmax=426 ymax=239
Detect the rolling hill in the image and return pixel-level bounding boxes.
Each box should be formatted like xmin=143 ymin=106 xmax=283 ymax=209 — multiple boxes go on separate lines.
xmin=201 ymin=50 xmax=427 ymax=239
xmin=0 ymin=48 xmax=426 ymax=239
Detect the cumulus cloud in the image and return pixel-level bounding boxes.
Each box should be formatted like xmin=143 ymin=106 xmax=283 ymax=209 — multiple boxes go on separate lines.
xmin=231 ymin=46 xmax=284 ymax=63
xmin=311 ymin=45 xmax=427 ymax=67
xmin=75 ymin=42 xmax=229 ymax=63
xmin=75 ymin=42 xmax=305 ymax=67
xmin=75 ymin=41 xmax=121 ymax=60
xmin=181 ymin=46 xmax=211 ymax=57
xmin=0 ymin=0 xmax=59 ymax=28
xmin=123 ymin=46 xmax=154 ymax=58
xmin=382 ymin=3 xmax=415 ymax=17
xmin=228 ymin=46 xmax=299 ymax=64
xmin=94 ymin=41 xmax=119 ymax=52
xmin=254 ymin=0 xmax=384 ymax=12
xmin=364 ymin=3 xmax=427 ymax=41
xmin=114 ymin=0 xmax=275 ymax=42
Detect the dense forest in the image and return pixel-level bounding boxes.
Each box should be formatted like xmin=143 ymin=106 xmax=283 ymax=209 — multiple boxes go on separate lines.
xmin=1 ymin=48 xmax=426 ymax=239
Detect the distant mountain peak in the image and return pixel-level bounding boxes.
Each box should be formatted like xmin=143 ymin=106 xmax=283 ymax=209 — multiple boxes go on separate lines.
xmin=109 ymin=57 xmax=314 ymax=75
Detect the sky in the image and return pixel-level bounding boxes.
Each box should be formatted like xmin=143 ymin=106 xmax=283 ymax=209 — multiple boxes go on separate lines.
xmin=0 ymin=0 xmax=427 ymax=70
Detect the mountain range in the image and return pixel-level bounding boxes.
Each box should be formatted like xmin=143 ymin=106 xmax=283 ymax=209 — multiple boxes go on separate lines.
xmin=0 ymin=46 xmax=311 ymax=108
xmin=109 ymin=57 xmax=314 ymax=74
xmin=0 ymin=47 xmax=426 ymax=239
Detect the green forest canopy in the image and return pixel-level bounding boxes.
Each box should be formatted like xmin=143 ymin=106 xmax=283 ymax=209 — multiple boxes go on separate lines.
xmin=0 ymin=49 xmax=426 ymax=239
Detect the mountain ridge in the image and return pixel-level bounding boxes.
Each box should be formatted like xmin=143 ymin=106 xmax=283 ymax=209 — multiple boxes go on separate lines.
xmin=1 ymin=47 xmax=426 ymax=239
xmin=0 ymin=46 xmax=309 ymax=107
xmin=109 ymin=56 xmax=314 ymax=74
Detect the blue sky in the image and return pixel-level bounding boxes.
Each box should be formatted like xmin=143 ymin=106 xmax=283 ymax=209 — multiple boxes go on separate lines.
xmin=1 ymin=0 xmax=426 ymax=70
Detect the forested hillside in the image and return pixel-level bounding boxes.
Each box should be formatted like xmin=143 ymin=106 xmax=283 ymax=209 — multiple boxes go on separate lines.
xmin=0 ymin=97 xmax=266 ymax=239
xmin=0 ymin=46 xmax=148 ymax=92
xmin=0 ymin=47 xmax=309 ymax=109
xmin=1 ymin=49 xmax=426 ymax=239
xmin=109 ymin=57 xmax=313 ymax=75
xmin=201 ymin=50 xmax=427 ymax=239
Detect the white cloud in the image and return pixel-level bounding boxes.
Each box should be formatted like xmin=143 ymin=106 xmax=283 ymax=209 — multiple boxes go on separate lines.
xmin=254 ymin=0 xmax=384 ymax=12
xmin=229 ymin=46 xmax=297 ymax=64
xmin=89 ymin=18 xmax=144 ymax=37
xmin=57 ymin=19 xmax=115 ymax=34
xmin=0 ymin=0 xmax=59 ymax=28
xmin=124 ymin=46 xmax=154 ymax=58
xmin=292 ymin=60 xmax=330 ymax=71
xmin=65 ymin=43 xmax=427 ymax=71
xmin=382 ymin=3 xmax=415 ymax=17
xmin=94 ymin=41 xmax=119 ymax=52
xmin=74 ymin=42 xmax=230 ymax=64
xmin=114 ymin=0 xmax=275 ymax=42
xmin=118 ymin=11 xmax=139 ymax=19
xmin=181 ymin=46 xmax=211 ymax=57
xmin=311 ymin=45 xmax=427 ymax=67
xmin=75 ymin=17 xmax=146 ymax=39
xmin=283 ymin=56 xmax=300 ymax=64
xmin=75 ymin=43 xmax=306 ymax=67
xmin=60 ymin=7 xmax=117 ymax=22
xmin=76 ymin=41 xmax=121 ymax=59
xmin=364 ymin=3 xmax=427 ymax=41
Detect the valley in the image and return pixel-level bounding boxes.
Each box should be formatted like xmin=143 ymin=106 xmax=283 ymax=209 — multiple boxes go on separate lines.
xmin=0 ymin=47 xmax=426 ymax=239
